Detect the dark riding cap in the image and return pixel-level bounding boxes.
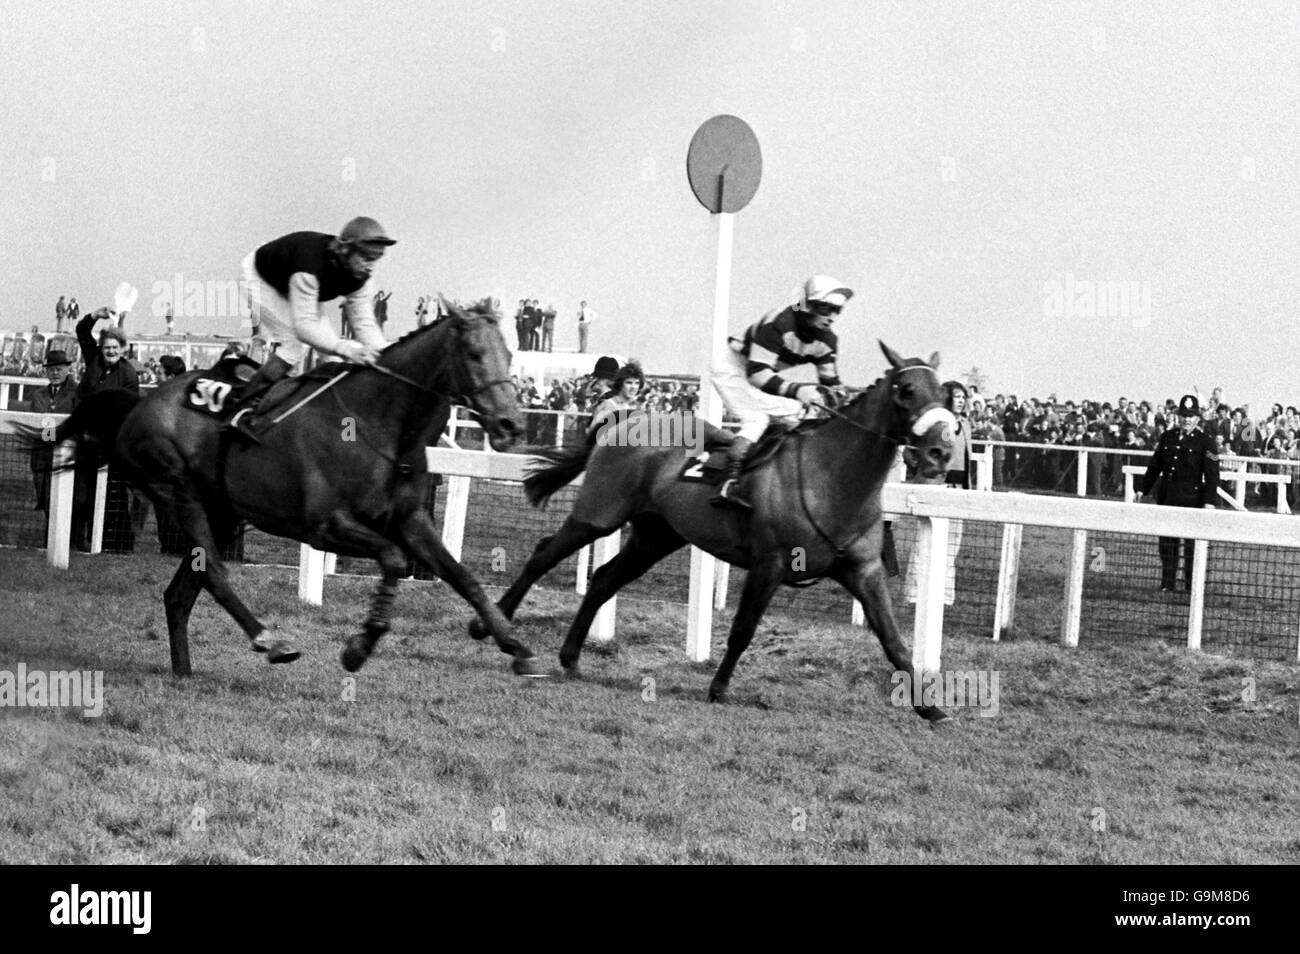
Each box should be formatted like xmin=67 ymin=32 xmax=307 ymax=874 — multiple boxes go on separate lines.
xmin=592 ymin=355 xmax=620 ymax=380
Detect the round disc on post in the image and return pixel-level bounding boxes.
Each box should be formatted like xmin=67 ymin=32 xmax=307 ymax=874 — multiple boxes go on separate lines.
xmin=686 ymin=115 xmax=762 ymax=214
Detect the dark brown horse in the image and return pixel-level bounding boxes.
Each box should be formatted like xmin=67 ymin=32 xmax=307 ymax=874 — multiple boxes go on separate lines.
xmin=476 ymin=342 xmax=957 ymax=722
xmin=30 ymin=301 xmax=546 ymax=678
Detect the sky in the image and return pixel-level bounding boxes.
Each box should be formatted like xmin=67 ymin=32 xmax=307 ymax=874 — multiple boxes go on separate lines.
xmin=3 ymin=0 xmax=1298 ymax=409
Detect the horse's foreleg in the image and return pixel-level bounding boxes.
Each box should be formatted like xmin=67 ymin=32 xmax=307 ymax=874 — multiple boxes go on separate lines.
xmin=708 ymin=553 xmax=784 ymax=703
xmin=833 ymin=559 xmax=950 ymax=724
xmin=559 ymin=514 xmax=686 ymax=675
xmin=171 ymin=486 xmax=295 ymax=664
xmin=470 ymin=517 xmax=611 ymax=641
xmin=398 ymin=511 xmax=547 ymax=676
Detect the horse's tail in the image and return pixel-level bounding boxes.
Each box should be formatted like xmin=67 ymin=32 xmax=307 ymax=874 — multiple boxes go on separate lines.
xmin=14 ymin=389 xmax=142 ymax=472
xmin=523 ymin=434 xmax=596 ymax=508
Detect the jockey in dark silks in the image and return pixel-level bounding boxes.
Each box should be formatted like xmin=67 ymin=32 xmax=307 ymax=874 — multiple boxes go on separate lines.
xmin=708 ymin=274 xmax=851 ymax=510
xmin=228 ymin=216 xmax=396 ymax=441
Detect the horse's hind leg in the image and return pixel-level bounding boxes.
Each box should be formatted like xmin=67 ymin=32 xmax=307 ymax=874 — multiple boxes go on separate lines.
xmin=832 ymin=558 xmax=950 ymax=724
xmin=172 ymin=485 xmax=298 ymax=664
xmin=163 ymin=555 xmax=202 ymax=676
xmin=468 ymin=517 xmax=612 ymax=640
xmin=558 ymin=514 xmax=686 ymax=675
xmin=397 ymin=511 xmax=547 ymax=677
xmin=707 ymin=553 xmax=783 ymax=703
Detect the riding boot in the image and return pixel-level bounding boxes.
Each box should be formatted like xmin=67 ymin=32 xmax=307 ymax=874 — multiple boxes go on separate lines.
xmin=710 ymin=437 xmax=754 ymax=510
xmin=224 ymin=354 xmax=292 ymax=444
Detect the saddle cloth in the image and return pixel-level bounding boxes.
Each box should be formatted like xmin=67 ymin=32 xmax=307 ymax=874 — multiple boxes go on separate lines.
xmin=184 ymin=356 xmax=260 ymax=419
xmin=185 ymin=357 xmax=342 ymax=421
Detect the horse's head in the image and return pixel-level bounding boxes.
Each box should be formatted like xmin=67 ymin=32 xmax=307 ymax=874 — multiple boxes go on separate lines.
xmin=440 ymin=297 xmax=525 ymax=451
xmin=879 ymin=341 xmax=956 ymax=479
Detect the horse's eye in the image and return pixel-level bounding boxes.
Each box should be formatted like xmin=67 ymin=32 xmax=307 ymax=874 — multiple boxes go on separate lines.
xmin=468 ymin=351 xmax=484 ymax=363
xmin=900 ymin=385 xmax=914 ymax=400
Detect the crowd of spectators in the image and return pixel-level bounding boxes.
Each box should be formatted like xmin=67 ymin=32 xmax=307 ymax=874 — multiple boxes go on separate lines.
xmin=964 ymin=388 xmax=1300 ymax=505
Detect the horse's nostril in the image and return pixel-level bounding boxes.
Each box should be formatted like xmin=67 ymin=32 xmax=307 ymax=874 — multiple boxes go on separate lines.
xmin=499 ymin=418 xmax=518 ymax=434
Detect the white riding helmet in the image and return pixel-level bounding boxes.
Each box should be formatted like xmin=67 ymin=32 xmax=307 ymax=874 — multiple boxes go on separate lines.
xmin=799 ymin=274 xmax=854 ymax=311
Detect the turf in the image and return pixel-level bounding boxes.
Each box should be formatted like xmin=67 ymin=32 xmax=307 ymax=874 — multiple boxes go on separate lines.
xmin=0 ymin=548 xmax=1297 ymax=863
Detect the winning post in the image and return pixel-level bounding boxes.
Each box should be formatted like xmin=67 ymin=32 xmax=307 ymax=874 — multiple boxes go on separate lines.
xmin=684 ymin=115 xmax=762 ymax=662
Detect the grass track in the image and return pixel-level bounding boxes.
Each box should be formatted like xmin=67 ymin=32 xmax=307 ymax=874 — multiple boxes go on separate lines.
xmin=1 ymin=549 xmax=1297 ymax=863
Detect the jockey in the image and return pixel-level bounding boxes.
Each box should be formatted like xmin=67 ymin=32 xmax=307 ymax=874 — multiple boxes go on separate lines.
xmin=709 ymin=274 xmax=850 ymax=510
xmin=228 ymin=216 xmax=396 ymax=441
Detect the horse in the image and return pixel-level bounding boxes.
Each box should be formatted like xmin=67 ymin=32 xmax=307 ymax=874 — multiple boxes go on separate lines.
xmin=474 ymin=341 xmax=958 ymax=723
xmin=25 ymin=300 xmax=547 ymax=679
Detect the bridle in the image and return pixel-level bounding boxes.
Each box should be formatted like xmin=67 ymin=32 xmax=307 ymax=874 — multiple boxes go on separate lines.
xmin=794 ymin=362 xmax=953 ymax=560
xmin=807 ymin=363 xmax=950 ymax=448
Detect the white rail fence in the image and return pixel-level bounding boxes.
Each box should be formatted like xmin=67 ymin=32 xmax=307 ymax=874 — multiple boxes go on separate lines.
xmin=7 ymin=414 xmax=1300 ymax=667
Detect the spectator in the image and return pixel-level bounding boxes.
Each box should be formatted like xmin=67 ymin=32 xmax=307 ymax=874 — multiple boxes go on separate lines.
xmin=541 ymin=304 xmax=557 ymax=352
xmin=587 ymin=362 xmax=645 ymax=439
xmin=159 ymin=355 xmax=187 ymax=381
xmin=514 ymin=299 xmax=528 ymax=350
xmin=24 ymin=349 xmax=79 ymax=515
xmin=374 ymin=289 xmax=392 ymax=329
xmin=578 ymin=300 xmax=595 ymax=353
xmin=74 ymin=308 xmax=140 ymax=553
xmin=55 ymin=295 xmax=67 ymax=333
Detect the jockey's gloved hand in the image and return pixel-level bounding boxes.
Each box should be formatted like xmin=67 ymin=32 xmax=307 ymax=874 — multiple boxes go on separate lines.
xmin=795 ymin=384 xmax=828 ymax=407
xmin=337 ymin=340 xmax=381 ymax=367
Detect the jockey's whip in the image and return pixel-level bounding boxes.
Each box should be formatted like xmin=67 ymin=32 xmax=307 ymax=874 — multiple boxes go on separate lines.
xmin=268 ymin=370 xmax=351 ymax=424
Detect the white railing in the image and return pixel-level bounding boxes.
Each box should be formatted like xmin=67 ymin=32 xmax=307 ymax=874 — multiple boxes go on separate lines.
xmin=0 ymin=375 xmax=51 ymax=411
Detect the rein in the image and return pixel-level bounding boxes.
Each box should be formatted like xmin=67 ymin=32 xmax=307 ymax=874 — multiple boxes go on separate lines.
xmin=794 ymin=362 xmax=945 ymax=558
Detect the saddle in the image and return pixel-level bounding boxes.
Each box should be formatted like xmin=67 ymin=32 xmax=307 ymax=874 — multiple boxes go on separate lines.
xmin=185 ymin=356 xmax=337 ymax=422
xmin=679 ymin=418 xmax=823 ymax=486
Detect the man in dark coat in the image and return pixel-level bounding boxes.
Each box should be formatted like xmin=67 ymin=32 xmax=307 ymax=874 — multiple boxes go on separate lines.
xmin=1136 ymin=393 xmax=1220 ymax=592
xmin=25 ymin=349 xmax=79 ymax=512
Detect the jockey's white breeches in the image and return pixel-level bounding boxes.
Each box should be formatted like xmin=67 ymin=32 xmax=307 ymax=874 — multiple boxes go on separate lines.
xmin=710 ymin=346 xmax=805 ymax=443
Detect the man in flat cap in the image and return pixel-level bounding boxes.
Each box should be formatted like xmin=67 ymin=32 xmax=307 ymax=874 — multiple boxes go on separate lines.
xmin=1136 ymin=393 xmax=1219 ymax=593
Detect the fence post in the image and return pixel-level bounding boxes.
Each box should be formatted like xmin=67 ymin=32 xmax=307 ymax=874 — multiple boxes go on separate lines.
xmin=1235 ymin=461 xmax=1247 ymax=509
xmin=1061 ymin=529 xmax=1087 ymax=646
xmin=46 ymin=439 xmax=75 ymax=569
xmin=993 ymin=522 xmax=1022 ymax=641
xmin=1187 ymin=539 xmax=1208 ymax=651
xmin=90 ymin=465 xmax=109 ymax=553
xmin=556 ymin=412 xmax=565 ymax=449
xmin=0 ymin=382 xmax=9 ymax=410
xmin=1077 ymin=450 xmax=1088 ymax=496
xmin=714 ymin=561 xmax=729 ymax=611
xmin=299 ymin=544 xmax=325 ymax=606
xmin=442 ymin=475 xmax=471 ymax=562
xmin=912 ymin=515 xmax=948 ymax=674
xmin=589 ymin=529 xmax=621 ymax=642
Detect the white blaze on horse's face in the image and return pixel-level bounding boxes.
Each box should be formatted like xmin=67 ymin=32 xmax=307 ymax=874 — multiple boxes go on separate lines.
xmin=910 ymin=406 xmax=957 ymax=439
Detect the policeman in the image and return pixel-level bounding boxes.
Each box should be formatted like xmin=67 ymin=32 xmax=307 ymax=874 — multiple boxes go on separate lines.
xmin=1135 ymin=393 xmax=1219 ymax=592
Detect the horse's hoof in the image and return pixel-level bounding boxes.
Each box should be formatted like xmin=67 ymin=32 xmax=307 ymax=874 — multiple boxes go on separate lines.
xmin=340 ymin=636 xmax=371 ymax=673
xmin=511 ymin=655 xmax=550 ymax=679
xmin=561 ymin=662 xmax=582 ymax=680
xmin=267 ymin=641 xmax=300 ymax=664
xmin=468 ymin=618 xmax=489 ymax=641
xmin=251 ymin=632 xmax=299 ymax=663
xmin=707 ymin=684 xmax=729 ymax=704
xmin=923 ymin=708 xmax=954 ymax=727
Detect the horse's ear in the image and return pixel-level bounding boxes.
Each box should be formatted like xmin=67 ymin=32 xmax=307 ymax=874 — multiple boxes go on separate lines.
xmin=438 ymin=294 xmax=465 ymax=323
xmin=928 ymin=351 xmax=940 ymax=369
xmin=879 ymin=341 xmax=904 ymax=368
